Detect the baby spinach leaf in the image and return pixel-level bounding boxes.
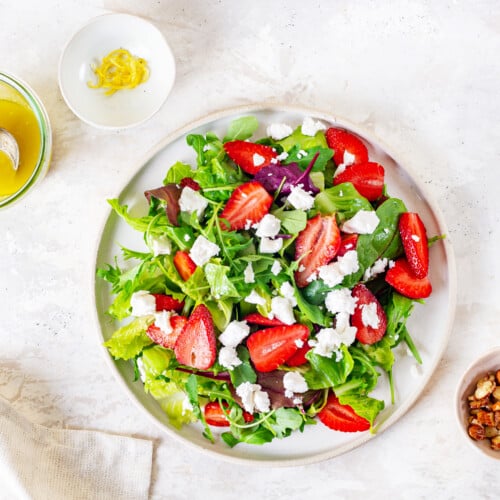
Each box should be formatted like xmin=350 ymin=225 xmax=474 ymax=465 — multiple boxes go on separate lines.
xmin=314 ymin=183 xmax=372 ymax=220
xmin=284 ymin=145 xmax=333 ymax=172
xmin=223 ymin=116 xmax=259 ymax=142
xmin=229 ymin=346 xmax=257 ymax=387
xmin=272 ymin=209 xmax=307 ymax=234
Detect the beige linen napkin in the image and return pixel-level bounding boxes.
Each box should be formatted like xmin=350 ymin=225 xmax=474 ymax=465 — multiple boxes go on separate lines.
xmin=0 ymin=396 xmax=153 ymax=500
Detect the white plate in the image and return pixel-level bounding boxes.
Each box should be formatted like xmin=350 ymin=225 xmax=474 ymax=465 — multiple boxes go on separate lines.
xmin=58 ymin=13 xmax=175 ymax=129
xmin=93 ymin=105 xmax=457 ymax=466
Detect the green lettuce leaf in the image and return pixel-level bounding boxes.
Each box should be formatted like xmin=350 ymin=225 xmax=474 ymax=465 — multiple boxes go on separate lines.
xmin=104 ymin=316 xmax=153 ymax=360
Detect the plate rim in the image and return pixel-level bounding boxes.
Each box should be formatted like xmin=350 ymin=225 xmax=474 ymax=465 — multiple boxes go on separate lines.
xmin=91 ymin=103 xmax=457 ymax=466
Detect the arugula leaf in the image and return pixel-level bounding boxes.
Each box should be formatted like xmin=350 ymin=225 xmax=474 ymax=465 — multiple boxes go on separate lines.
xmin=223 ymin=116 xmax=259 ymax=142
xmin=204 ymin=263 xmax=240 ymax=300
xmin=304 ymin=346 xmax=354 ymax=389
xmin=272 ymin=209 xmax=307 ymax=234
xmin=269 ymin=408 xmax=306 ymax=438
xmin=163 ymin=161 xmax=194 ymax=185
xmin=104 ymin=316 xmax=153 ymax=360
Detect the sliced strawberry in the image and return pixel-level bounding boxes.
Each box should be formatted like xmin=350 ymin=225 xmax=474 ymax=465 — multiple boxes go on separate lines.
xmin=385 ymin=258 xmax=432 ymax=299
xmin=146 ymin=314 xmax=187 ymax=349
xmin=174 ymin=304 xmax=216 ymax=369
xmin=220 ymin=181 xmax=273 ymax=231
xmin=180 ymin=177 xmax=200 ymax=191
xmin=246 ymin=324 xmax=309 ymax=372
xmin=285 ymin=342 xmax=311 ymax=367
xmin=337 ymin=233 xmax=358 ymax=257
xmin=204 ymin=401 xmax=230 ymax=427
xmin=318 ymin=392 xmax=370 ymax=432
xmin=398 ymin=212 xmax=429 ymax=278
xmin=244 ymin=313 xmax=285 ymax=327
xmin=333 ymin=162 xmax=385 ymax=201
xmin=153 ymin=294 xmax=184 ymax=312
xmin=173 ymin=251 xmax=197 ymax=281
xmin=351 ymin=284 xmax=387 ymax=345
xmin=224 ymin=140 xmax=278 ymax=175
xmin=294 ymin=214 xmax=341 ymax=288
xmin=325 ymin=128 xmax=369 ymax=166
xmin=204 ymin=401 xmax=253 ymax=426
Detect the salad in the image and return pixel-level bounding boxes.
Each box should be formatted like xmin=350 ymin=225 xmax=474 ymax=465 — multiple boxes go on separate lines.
xmin=98 ymin=115 xmax=437 ymax=447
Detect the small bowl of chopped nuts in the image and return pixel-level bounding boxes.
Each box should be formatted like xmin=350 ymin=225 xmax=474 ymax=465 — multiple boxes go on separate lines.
xmin=455 ymin=346 xmax=500 ymax=459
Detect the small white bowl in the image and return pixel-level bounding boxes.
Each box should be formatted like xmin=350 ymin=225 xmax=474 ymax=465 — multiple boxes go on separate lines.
xmin=455 ymin=346 xmax=500 ymax=460
xmin=58 ymin=13 xmax=175 ymax=129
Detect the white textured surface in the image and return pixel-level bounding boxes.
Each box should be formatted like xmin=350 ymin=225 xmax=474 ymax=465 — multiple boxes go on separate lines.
xmin=0 ymin=1 xmax=499 ymax=498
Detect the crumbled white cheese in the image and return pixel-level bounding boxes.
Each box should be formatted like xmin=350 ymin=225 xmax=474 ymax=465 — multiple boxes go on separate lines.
xmin=253 ymin=153 xmax=265 ymax=167
xmin=295 ymin=339 xmax=304 ymax=348
xmin=219 ymin=320 xmax=250 ymax=347
xmin=189 ymin=235 xmax=220 ymax=266
xmin=363 ymin=258 xmax=389 ymax=281
xmin=337 ymin=250 xmax=360 ymax=275
xmin=270 ymin=296 xmax=295 ymax=325
xmin=301 ymin=116 xmax=326 ymax=136
xmin=136 ymin=357 xmax=146 ymax=383
xmin=318 ymin=250 xmax=360 ymax=287
xmin=283 ymin=371 xmax=308 ymax=398
xmin=310 ymin=312 xmax=357 ymax=358
xmin=218 ymin=346 xmax=242 ymax=369
xmin=280 ymin=282 xmax=297 ymax=306
xmin=361 ymin=302 xmax=380 ymax=329
xmin=154 ymin=310 xmax=173 ymax=334
xmin=255 ymin=214 xmax=281 ymax=238
xmin=276 ymin=151 xmax=289 ymax=162
xmin=236 ymin=382 xmax=271 ymax=413
xmin=342 ymin=210 xmax=380 ymax=234
xmin=150 ymin=235 xmax=172 ymax=256
xmin=271 ymin=260 xmax=282 ymax=276
xmin=324 ymin=288 xmax=358 ymax=315
xmin=182 ymin=395 xmax=194 ymax=415
xmin=179 ymin=186 xmax=208 ymax=217
xmin=184 ymin=234 xmax=191 ymax=242
xmin=130 ymin=290 xmax=156 ymax=316
xmin=267 ymin=123 xmax=293 ymax=141
xmin=287 ymin=185 xmax=315 ymax=210
xmin=245 ymin=289 xmax=266 ymax=306
xmin=259 ymin=237 xmax=283 ymax=254
xmin=244 ymin=262 xmax=255 ymax=284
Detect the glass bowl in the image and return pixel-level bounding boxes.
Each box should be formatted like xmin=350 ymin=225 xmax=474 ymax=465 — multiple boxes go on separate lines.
xmin=0 ymin=71 xmax=52 ymax=209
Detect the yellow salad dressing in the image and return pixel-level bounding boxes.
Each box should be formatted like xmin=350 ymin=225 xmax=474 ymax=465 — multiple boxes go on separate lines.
xmin=0 ymin=84 xmax=42 ymax=197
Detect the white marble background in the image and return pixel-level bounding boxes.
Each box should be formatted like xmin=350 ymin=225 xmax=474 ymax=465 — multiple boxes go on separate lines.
xmin=1 ymin=0 xmax=499 ymax=498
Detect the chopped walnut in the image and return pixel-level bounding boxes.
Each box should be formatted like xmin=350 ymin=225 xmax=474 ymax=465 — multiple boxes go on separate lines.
xmin=466 ymin=369 xmax=500 ymax=451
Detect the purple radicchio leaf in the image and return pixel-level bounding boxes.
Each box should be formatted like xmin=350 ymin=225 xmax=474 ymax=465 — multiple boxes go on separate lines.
xmin=253 ymin=152 xmax=320 ymax=196
xmin=144 ymin=184 xmax=181 ymax=226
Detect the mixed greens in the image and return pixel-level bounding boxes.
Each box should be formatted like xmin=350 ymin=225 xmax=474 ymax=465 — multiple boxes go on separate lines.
xmin=98 ymin=115 xmax=432 ymax=447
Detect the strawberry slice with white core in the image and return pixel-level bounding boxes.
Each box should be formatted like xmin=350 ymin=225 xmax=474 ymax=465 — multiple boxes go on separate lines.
xmin=220 ymin=181 xmax=273 ymax=231
xmin=174 ymin=304 xmax=216 ymax=369
xmin=294 ymin=214 xmax=341 ymax=288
